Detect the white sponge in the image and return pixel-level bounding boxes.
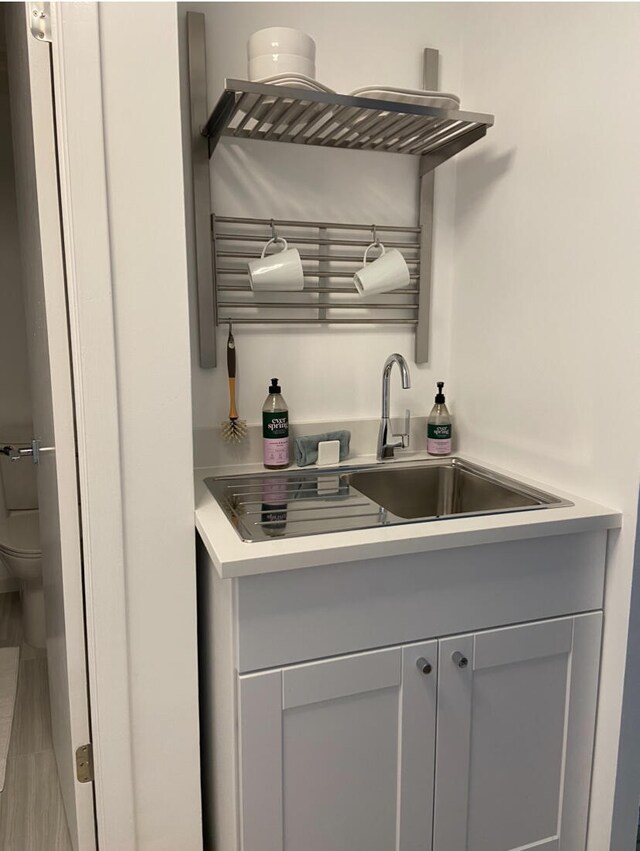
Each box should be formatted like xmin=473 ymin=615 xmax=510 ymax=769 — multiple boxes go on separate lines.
xmin=317 ymin=439 xmax=341 ymax=467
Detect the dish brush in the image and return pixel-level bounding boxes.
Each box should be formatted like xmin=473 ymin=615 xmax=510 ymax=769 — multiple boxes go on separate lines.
xmin=221 ymin=325 xmax=247 ymax=443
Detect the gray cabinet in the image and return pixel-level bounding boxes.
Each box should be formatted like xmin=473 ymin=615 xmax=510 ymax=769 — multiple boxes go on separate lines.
xmin=238 ymin=613 xmax=601 ymax=851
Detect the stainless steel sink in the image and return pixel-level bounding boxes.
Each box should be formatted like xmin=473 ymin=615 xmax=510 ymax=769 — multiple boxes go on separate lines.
xmin=204 ymin=457 xmax=572 ymax=542
xmin=348 ymin=460 xmax=550 ymax=519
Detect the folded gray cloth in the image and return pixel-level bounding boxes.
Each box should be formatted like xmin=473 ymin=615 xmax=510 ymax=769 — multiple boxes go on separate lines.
xmin=294 ymin=430 xmax=351 ymax=467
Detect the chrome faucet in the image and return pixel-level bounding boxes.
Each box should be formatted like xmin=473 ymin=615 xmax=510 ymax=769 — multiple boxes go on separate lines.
xmin=377 ymin=353 xmax=411 ymax=461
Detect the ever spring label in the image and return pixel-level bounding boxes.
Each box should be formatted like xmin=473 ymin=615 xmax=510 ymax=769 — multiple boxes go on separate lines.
xmin=263 ymin=412 xmax=289 ymax=439
xmin=427 ymin=423 xmax=451 ymax=440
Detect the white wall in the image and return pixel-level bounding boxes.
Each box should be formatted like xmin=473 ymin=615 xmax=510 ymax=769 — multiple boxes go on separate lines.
xmin=181 ymin=2 xmax=465 ymax=433
xmin=97 ymin=4 xmax=201 ymax=849
xmin=451 ymin=5 xmax=640 ymax=848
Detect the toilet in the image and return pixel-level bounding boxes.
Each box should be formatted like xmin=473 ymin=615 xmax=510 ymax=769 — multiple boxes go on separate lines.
xmin=0 ymin=434 xmax=45 ymax=648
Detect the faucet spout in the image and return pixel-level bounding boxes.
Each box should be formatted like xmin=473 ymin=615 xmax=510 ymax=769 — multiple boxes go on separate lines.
xmin=378 ymin=353 xmax=412 ymax=461
xmin=381 ymin=354 xmax=411 ymax=418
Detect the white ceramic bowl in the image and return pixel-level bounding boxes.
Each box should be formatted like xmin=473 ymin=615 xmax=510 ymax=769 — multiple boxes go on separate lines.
xmin=249 ymin=53 xmax=315 ymax=82
xmin=247 ymin=27 xmax=315 ymax=61
xmin=350 ymin=86 xmax=461 ymax=111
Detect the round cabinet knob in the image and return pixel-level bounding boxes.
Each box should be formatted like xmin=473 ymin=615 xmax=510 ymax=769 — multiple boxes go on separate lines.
xmin=452 ymin=651 xmax=469 ymax=669
xmin=416 ymin=657 xmax=432 ymax=675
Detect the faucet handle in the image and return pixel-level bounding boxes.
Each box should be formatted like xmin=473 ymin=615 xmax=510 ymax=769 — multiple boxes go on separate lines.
xmin=402 ymin=409 xmax=411 ymax=448
xmin=391 ymin=409 xmax=411 ymax=447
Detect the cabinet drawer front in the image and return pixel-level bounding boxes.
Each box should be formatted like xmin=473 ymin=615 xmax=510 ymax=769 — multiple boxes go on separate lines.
xmin=283 ymin=647 xmax=401 ymax=709
xmin=235 ymin=532 xmax=606 ymax=672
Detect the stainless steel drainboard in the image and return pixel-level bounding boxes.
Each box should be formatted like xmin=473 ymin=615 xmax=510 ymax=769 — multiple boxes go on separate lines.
xmin=204 ymin=472 xmax=381 ymax=542
xmin=204 ymin=458 xmax=572 ymax=543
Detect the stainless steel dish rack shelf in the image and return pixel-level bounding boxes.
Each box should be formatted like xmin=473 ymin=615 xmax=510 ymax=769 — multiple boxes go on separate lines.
xmin=214 ymin=216 xmax=421 ymax=327
xmin=186 ymin=13 xmax=495 ymax=367
xmin=204 ymin=79 xmax=493 ymax=162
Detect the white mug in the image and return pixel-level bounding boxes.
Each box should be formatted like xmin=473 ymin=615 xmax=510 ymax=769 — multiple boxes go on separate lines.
xmin=354 ymin=242 xmax=410 ymax=296
xmin=248 ymin=237 xmax=305 ymax=291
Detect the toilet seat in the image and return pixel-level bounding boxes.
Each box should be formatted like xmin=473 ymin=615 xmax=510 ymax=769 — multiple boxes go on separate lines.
xmin=0 ymin=512 xmax=41 ymax=558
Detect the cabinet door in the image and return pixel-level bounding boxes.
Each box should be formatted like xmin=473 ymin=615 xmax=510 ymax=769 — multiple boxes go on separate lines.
xmin=238 ymin=641 xmax=437 ymax=851
xmin=433 ymin=613 xmax=602 ymax=851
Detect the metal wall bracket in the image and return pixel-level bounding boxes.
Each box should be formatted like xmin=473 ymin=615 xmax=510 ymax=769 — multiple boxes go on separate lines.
xmin=29 ymin=3 xmax=52 ymax=42
xmin=75 ymin=743 xmax=94 ymax=783
xmin=187 ymin=12 xmax=217 ymax=368
xmin=415 ymin=48 xmax=439 ymax=364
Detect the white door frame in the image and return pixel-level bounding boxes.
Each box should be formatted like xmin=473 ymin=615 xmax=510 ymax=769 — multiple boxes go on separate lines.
xmin=48 ymin=4 xmax=136 ymax=848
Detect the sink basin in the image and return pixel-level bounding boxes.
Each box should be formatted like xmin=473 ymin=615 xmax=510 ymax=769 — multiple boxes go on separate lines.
xmin=347 ymin=459 xmax=558 ymax=519
xmin=205 ymin=457 xmax=572 ymax=542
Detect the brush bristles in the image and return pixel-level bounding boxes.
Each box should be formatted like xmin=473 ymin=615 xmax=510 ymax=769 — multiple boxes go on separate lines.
xmin=220 ymin=417 xmax=248 ymax=443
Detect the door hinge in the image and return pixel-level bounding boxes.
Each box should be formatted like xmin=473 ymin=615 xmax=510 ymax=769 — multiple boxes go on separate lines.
xmin=29 ymin=3 xmax=52 ymax=43
xmin=76 ymin=743 xmax=94 ymax=783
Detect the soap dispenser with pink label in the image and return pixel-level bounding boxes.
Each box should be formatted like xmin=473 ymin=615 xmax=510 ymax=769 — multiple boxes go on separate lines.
xmin=262 ymin=378 xmax=290 ymax=469
xmin=427 ymin=381 xmax=452 ymax=455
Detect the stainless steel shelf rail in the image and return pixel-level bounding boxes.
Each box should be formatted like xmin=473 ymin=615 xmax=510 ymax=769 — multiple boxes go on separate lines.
xmin=214 ymin=216 xmax=421 ymax=327
xmin=186 ymin=12 xmax=495 ymax=368
xmin=203 ymin=79 xmax=493 ymax=161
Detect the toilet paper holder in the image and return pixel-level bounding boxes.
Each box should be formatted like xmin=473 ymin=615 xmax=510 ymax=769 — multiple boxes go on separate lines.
xmin=1 ymin=440 xmax=41 ymax=464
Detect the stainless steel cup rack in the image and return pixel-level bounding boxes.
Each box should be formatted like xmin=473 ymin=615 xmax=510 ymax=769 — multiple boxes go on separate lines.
xmin=213 ymin=216 xmax=421 ymax=327
xmin=186 ymin=13 xmax=495 ymax=368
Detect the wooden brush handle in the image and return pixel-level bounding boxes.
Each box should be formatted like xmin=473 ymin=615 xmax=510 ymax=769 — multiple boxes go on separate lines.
xmin=228 ymin=377 xmax=238 ymax=419
xmin=227 ymin=328 xmax=238 ymax=419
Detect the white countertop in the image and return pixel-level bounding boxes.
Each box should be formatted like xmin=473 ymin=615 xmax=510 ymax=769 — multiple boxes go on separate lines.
xmin=195 ymin=449 xmax=621 ymax=579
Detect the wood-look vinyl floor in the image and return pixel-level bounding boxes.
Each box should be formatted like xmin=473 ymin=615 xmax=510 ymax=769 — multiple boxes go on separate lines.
xmin=0 ymin=592 xmax=72 ymax=850
xmin=0 ymin=646 xmax=20 ymax=790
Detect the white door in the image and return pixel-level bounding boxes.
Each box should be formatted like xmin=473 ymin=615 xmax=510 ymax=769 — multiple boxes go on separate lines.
xmin=5 ymin=6 xmax=96 ymax=850
xmin=238 ymin=641 xmax=438 ymax=851
xmin=433 ymin=613 xmax=602 ymax=851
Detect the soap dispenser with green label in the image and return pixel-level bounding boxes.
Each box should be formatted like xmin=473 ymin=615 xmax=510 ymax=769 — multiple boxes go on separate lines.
xmin=262 ymin=378 xmax=290 ymax=469
xmin=427 ymin=381 xmax=452 ymax=456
